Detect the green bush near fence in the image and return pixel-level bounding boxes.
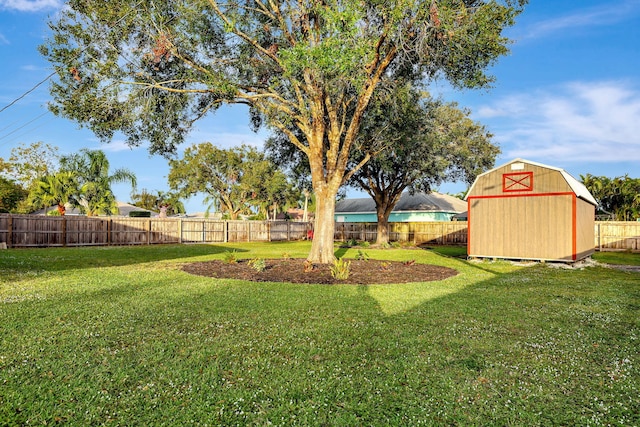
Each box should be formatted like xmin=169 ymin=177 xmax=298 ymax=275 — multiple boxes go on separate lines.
xmin=0 ymin=243 xmax=638 ymax=425
xmin=128 ymin=210 xmax=152 ymax=217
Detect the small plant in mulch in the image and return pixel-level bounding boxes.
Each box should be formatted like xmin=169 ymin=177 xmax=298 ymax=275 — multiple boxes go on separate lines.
xmin=248 ymin=258 xmax=266 ymax=272
xmin=380 ymin=261 xmax=391 ymax=271
xmin=356 ymin=250 xmax=370 ymax=261
xmin=342 ymin=238 xmax=358 ymax=247
xmin=403 ymin=259 xmax=416 ymax=266
xmin=223 ymin=250 xmax=238 ymax=264
xmin=303 ymin=260 xmax=316 ymax=272
xmin=330 ymin=258 xmax=351 ymax=280
xmin=281 ymin=252 xmax=292 ymax=259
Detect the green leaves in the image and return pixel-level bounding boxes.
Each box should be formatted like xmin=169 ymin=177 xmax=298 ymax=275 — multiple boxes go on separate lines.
xmin=168 ymin=143 xmax=298 ymax=220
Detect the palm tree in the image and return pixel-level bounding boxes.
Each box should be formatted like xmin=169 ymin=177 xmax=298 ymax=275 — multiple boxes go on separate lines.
xmin=28 ymin=171 xmax=78 ymax=215
xmin=60 ymin=149 xmax=137 ymax=216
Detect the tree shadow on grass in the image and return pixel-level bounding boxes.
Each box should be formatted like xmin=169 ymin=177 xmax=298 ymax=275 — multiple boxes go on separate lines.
xmin=0 ymin=244 xmax=249 ymax=274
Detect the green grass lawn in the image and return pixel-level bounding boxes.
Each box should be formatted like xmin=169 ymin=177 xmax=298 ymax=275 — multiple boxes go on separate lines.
xmin=1 ymin=243 xmax=639 ymax=426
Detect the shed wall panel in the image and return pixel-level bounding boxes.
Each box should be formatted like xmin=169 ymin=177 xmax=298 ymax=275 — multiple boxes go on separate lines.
xmin=468 ymin=194 xmax=575 ymax=261
xmin=576 ymin=199 xmax=595 ymax=259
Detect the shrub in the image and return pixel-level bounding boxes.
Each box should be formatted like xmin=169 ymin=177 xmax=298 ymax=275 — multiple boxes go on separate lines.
xmin=330 ymin=258 xmax=351 ymax=280
xmin=356 ymin=250 xmax=370 ymax=261
xmin=223 ymin=250 xmax=238 ymax=264
xmin=248 ymin=258 xmax=266 ymax=272
xmin=303 ymin=260 xmax=315 ymax=272
xmin=129 ymin=210 xmax=151 ymax=218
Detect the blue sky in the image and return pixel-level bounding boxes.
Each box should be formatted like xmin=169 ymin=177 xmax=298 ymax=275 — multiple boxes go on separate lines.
xmin=1 ymin=0 xmax=639 ymax=213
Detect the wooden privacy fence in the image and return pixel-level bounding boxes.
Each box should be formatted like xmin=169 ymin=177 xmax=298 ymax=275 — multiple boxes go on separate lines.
xmin=334 ymin=221 xmax=469 ymax=245
xmin=595 ymin=221 xmax=640 ymax=251
xmin=0 ymin=214 xmax=311 ymax=248
xmin=2 ymin=214 xmax=640 ymax=251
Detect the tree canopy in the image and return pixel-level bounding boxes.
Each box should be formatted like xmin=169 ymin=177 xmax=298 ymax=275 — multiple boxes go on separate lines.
xmin=130 ymin=189 xmax=186 ymax=216
xmin=41 ymin=0 xmax=526 ymax=262
xmin=0 ymin=142 xmax=60 ymax=189
xmin=0 ymin=177 xmax=28 ymax=213
xmin=28 ymin=172 xmax=79 ymax=215
xmin=348 ymin=86 xmax=498 ymax=244
xmin=59 ymin=149 xmax=137 ymax=216
xmin=168 ymin=143 xmax=298 ymax=219
xmin=581 ymin=174 xmax=640 ymax=221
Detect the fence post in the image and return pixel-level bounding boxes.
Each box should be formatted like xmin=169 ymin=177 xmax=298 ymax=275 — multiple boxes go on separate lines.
xmin=178 ymin=218 xmax=183 ymax=244
xmin=8 ymin=215 xmax=13 ymax=248
xmin=62 ymin=216 xmax=67 ymax=247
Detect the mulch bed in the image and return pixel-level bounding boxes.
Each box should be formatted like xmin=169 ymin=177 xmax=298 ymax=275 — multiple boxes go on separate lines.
xmin=181 ymin=259 xmax=458 ymax=285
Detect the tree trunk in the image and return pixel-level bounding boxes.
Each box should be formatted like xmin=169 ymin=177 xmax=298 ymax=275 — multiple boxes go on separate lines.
xmin=307 ymin=187 xmax=337 ymax=264
xmin=376 ymin=211 xmax=390 ymax=246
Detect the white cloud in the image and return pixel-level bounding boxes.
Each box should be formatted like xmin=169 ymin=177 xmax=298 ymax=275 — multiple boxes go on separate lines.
xmin=475 ymin=80 xmax=640 ymax=163
xmin=97 ymin=139 xmax=141 ymax=153
xmin=0 ymin=33 xmax=8 ymax=45
xmin=0 ymin=0 xmax=61 ymax=12
xmin=520 ymin=0 xmax=640 ymax=39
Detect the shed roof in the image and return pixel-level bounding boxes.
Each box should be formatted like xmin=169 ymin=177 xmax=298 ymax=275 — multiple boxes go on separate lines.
xmin=465 ymin=158 xmax=597 ymax=206
xmin=336 ymin=192 xmax=466 ymax=214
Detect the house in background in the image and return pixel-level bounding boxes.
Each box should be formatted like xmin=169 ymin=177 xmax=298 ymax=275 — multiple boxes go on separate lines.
xmin=34 ymin=201 xmax=157 ymax=217
xmin=335 ymin=192 xmax=467 ymax=223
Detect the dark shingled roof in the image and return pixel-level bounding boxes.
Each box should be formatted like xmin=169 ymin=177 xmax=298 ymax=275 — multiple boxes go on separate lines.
xmin=335 ymin=192 xmax=466 ymax=213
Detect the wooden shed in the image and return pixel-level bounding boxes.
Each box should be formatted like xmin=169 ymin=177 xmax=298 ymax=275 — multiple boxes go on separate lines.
xmin=465 ymin=158 xmax=597 ymax=262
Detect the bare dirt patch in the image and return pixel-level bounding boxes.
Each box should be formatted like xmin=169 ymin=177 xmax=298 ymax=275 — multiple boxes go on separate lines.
xmin=181 ymin=259 xmax=458 ymax=285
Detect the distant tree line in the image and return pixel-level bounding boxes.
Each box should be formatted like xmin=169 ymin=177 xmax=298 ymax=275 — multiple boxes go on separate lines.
xmin=581 ymin=174 xmax=640 ymax=221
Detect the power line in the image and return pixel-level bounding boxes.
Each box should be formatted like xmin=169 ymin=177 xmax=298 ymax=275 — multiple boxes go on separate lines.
xmin=0 ymin=0 xmax=144 ymax=116
xmin=0 ymin=111 xmax=51 ymax=142
xmin=0 ymin=71 xmax=56 ymax=115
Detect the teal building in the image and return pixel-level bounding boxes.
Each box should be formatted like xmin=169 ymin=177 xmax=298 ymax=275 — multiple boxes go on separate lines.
xmin=335 ymin=192 xmax=466 ymax=223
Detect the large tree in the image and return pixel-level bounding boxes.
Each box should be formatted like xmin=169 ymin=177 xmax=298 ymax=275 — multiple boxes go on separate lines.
xmin=41 ymin=0 xmax=526 ymax=262
xmin=168 ymin=143 xmax=292 ymax=219
xmin=0 ymin=142 xmax=59 ymax=189
xmin=348 ymin=86 xmax=498 ymax=244
xmin=0 ymin=178 xmax=28 ymax=213
xmin=28 ymin=172 xmax=79 ymax=215
xmin=130 ymin=189 xmax=186 ymax=216
xmin=60 ymin=149 xmax=137 ymax=216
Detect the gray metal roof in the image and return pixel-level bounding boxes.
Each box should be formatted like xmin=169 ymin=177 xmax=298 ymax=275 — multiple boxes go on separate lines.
xmin=335 ymin=192 xmax=467 ymax=214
